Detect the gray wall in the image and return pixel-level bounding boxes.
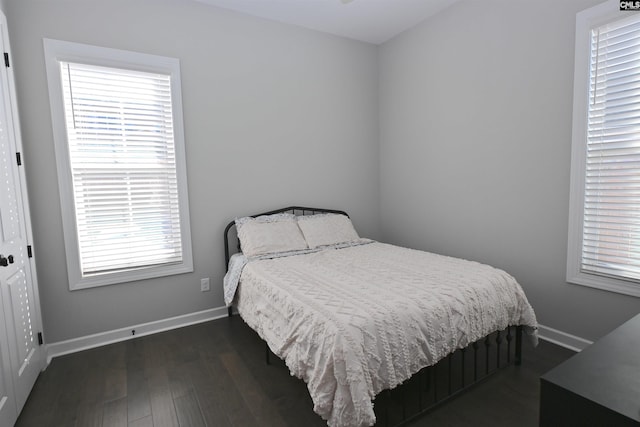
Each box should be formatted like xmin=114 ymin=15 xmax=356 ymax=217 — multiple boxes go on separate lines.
xmin=379 ymin=0 xmax=640 ymax=342
xmin=7 ymin=0 xmax=639 ymax=345
xmin=6 ymin=0 xmax=380 ymax=342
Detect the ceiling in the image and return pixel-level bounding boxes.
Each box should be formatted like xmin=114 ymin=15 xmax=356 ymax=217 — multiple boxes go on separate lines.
xmin=193 ymin=0 xmax=460 ymax=45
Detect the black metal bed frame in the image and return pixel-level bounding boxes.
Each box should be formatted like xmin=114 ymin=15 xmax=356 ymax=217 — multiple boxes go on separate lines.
xmin=224 ymin=206 xmax=523 ymax=426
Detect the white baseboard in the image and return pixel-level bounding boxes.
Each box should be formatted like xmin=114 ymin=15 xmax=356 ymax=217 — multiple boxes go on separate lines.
xmin=45 ymin=305 xmax=230 ymax=364
xmin=537 ymin=323 xmax=593 ymax=352
xmin=44 ymin=310 xmax=592 ymax=364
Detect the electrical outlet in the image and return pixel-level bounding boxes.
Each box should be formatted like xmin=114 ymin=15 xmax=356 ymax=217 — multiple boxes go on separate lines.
xmin=200 ymin=277 xmax=210 ymax=292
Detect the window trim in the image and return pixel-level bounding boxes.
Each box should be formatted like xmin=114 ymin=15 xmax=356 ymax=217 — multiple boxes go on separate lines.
xmin=567 ymin=0 xmax=640 ymax=298
xmin=43 ymin=39 xmax=193 ymax=290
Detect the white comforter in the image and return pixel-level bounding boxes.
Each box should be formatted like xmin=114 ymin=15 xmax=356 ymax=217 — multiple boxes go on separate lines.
xmin=227 ymin=241 xmax=538 ymax=427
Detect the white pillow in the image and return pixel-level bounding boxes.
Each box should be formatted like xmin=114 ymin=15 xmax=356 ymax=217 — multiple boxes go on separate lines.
xmin=297 ymin=213 xmax=360 ymax=248
xmin=236 ymin=213 xmax=308 ymax=257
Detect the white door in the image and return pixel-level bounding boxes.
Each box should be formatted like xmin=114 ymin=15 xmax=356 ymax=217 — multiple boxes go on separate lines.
xmin=0 ymin=10 xmax=45 ymax=425
xmin=0 ymin=329 xmax=17 ymax=427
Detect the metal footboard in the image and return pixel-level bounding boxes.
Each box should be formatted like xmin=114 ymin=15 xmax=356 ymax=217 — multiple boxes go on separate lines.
xmin=261 ymin=325 xmax=524 ymax=426
xmin=375 ymin=325 xmax=523 ymax=426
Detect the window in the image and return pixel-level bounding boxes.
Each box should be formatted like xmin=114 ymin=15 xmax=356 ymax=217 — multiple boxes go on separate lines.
xmin=43 ymin=39 xmax=193 ymax=290
xmin=568 ymin=0 xmax=640 ymax=297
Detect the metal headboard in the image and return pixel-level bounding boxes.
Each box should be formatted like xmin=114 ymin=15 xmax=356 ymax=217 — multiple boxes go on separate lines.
xmin=224 ymin=206 xmax=349 ymax=317
xmin=223 ymin=206 xmax=349 ymax=269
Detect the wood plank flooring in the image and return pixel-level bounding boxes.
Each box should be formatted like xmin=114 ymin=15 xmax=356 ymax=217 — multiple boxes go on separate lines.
xmin=15 ymin=316 xmax=575 ymax=427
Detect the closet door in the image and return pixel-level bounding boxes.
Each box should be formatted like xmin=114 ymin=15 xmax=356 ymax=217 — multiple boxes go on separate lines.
xmin=0 ymin=314 xmax=17 ymax=426
xmin=0 ymin=8 xmax=45 ymax=421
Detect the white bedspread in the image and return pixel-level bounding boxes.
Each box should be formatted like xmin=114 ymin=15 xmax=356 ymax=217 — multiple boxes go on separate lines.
xmin=229 ymin=242 xmax=538 ymax=427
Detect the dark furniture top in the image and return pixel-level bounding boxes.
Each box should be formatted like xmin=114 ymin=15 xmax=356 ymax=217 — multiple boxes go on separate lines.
xmin=540 ymin=313 xmax=640 ymax=426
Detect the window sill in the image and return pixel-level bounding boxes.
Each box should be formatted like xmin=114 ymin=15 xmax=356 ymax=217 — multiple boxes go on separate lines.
xmin=69 ymin=261 xmax=194 ymax=291
xmin=567 ymin=271 xmax=640 ymax=298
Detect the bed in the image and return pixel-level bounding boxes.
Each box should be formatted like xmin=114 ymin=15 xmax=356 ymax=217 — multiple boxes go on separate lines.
xmin=223 ymin=206 xmax=538 ymax=427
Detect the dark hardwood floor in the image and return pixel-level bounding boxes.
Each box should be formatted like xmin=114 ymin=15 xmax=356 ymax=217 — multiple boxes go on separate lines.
xmin=15 ymin=316 xmax=575 ymax=427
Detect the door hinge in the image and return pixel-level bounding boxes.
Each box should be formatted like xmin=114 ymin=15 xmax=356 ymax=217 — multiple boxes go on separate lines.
xmin=16 ymin=152 xmax=21 ymax=166
xmin=27 ymin=245 xmax=33 ymax=258
xmin=37 ymin=332 xmax=43 ymax=345
xmin=3 ymin=52 xmax=9 ymax=68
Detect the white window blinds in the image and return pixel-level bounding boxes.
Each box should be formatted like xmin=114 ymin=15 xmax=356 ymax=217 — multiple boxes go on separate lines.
xmin=582 ymin=14 xmax=640 ymax=282
xmin=60 ymin=61 xmax=184 ymax=276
